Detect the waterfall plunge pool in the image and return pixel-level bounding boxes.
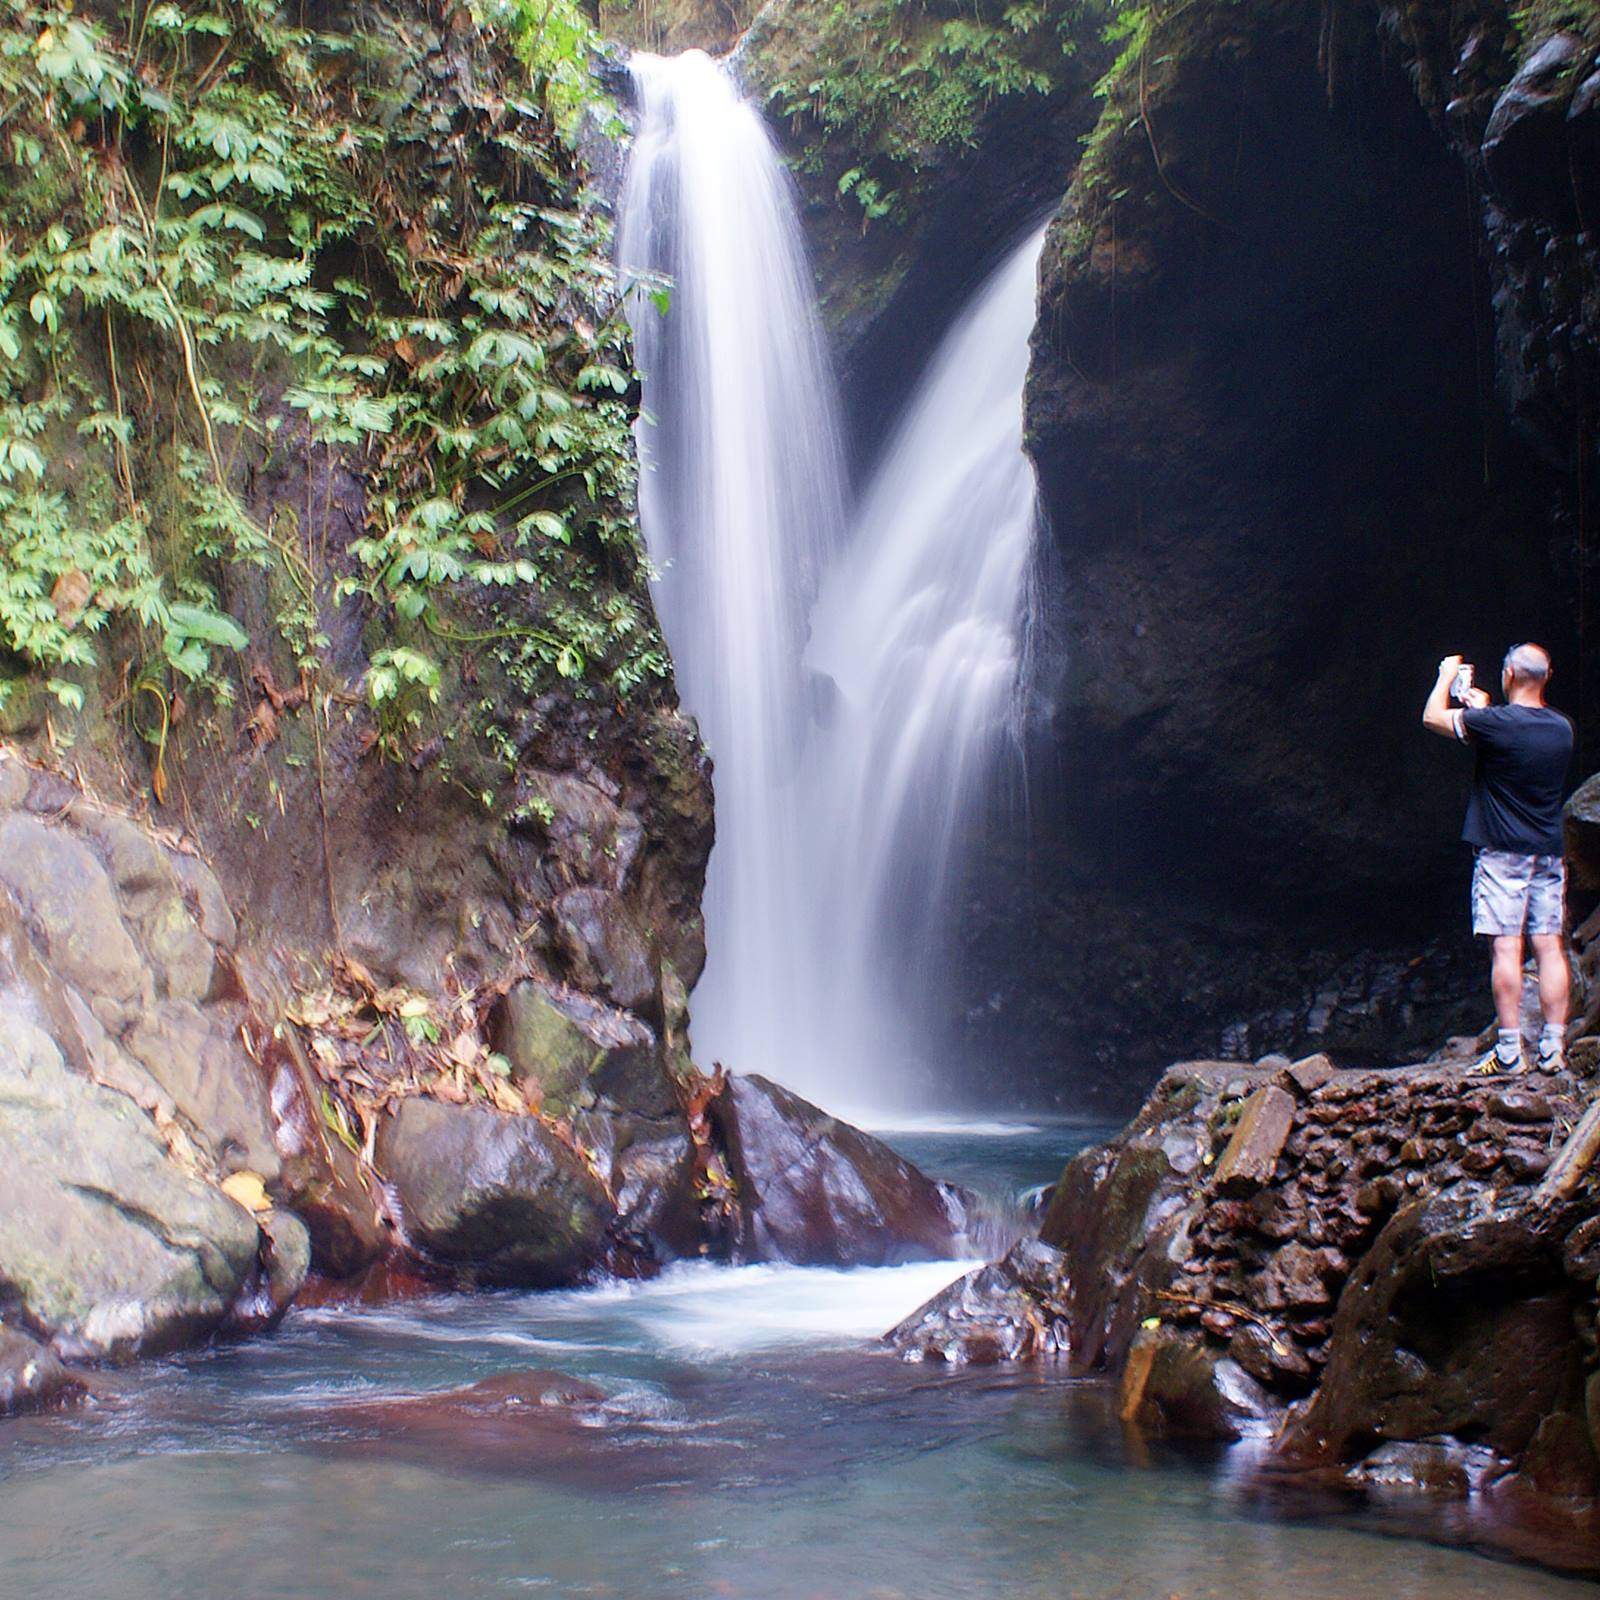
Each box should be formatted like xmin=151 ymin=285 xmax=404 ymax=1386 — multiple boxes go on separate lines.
xmin=0 ymin=1122 xmax=1584 ymax=1600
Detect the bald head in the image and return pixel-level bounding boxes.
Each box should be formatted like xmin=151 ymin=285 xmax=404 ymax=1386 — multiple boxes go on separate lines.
xmin=1503 ymin=642 xmax=1552 ymax=701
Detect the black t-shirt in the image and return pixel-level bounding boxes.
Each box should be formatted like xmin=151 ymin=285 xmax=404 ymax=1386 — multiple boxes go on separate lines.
xmin=1460 ymin=703 xmax=1574 ymax=855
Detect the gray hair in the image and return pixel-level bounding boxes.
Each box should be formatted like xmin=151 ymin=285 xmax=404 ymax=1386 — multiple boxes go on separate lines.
xmin=1503 ymin=642 xmax=1552 ymax=683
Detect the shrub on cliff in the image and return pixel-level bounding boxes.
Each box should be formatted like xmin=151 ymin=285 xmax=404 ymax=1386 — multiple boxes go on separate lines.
xmin=0 ymin=0 xmax=665 ymax=763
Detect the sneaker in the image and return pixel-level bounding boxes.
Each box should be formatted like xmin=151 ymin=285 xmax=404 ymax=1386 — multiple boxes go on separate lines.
xmin=1470 ymin=1046 xmax=1527 ymax=1076
xmin=1536 ymin=1040 xmax=1566 ymax=1074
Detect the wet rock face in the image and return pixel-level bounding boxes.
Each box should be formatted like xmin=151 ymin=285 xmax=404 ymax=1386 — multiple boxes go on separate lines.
xmin=712 ymin=1074 xmax=974 ymax=1267
xmin=936 ymin=3 xmax=1600 ymax=1109
xmin=1281 ymin=1195 xmax=1583 ymax=1463
xmin=1480 ymin=32 xmax=1590 ymax=227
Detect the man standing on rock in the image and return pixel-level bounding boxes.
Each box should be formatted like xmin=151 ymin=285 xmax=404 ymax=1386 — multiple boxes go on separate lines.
xmin=1423 ymin=644 xmax=1575 ymax=1073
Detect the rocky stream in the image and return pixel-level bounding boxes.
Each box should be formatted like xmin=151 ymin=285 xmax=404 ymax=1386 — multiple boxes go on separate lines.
xmin=7 ymin=0 xmax=1600 ymax=1594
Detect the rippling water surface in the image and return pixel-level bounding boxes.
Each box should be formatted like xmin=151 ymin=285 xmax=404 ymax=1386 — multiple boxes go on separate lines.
xmin=1 ymin=1122 xmax=1586 ymax=1599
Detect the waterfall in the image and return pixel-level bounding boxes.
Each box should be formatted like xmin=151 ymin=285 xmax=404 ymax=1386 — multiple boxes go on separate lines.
xmin=618 ymin=51 xmax=849 ymax=1085
xmin=620 ymin=50 xmax=1043 ymax=1114
xmin=803 ymin=228 xmax=1047 ymax=1111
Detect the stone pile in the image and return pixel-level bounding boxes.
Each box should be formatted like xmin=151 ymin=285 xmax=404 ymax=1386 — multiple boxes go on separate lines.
xmin=890 ymin=1051 xmax=1600 ymax=1566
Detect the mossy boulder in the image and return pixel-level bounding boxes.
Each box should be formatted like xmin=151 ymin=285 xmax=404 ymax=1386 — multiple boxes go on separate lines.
xmin=495 ymin=977 xmax=674 ymax=1117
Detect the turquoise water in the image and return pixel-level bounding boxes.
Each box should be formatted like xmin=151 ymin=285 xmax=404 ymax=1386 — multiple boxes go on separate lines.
xmin=0 ymin=1122 xmax=1589 ymax=1599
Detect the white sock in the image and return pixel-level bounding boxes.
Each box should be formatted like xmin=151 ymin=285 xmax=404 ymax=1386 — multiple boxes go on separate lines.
xmin=1539 ymin=1022 xmax=1565 ymax=1055
xmin=1497 ymin=1029 xmax=1522 ymax=1065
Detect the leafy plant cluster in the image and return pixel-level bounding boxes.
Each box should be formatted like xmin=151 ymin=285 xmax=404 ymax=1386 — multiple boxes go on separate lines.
xmin=0 ymin=0 xmax=667 ymax=747
xmin=759 ymin=0 xmax=1090 ymax=225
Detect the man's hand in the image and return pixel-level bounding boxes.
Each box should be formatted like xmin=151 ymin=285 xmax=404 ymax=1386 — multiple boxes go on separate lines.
xmin=1424 ymin=654 xmax=1469 ymax=739
xmin=1465 ymin=687 xmax=1490 ymax=709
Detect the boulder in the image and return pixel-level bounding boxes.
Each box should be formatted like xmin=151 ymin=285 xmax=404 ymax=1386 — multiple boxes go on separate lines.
xmin=0 ymin=778 xmax=279 ymax=1186
xmin=1280 ymin=1196 xmax=1580 ymax=1464
xmin=376 ymin=1096 xmax=616 ymax=1285
xmin=0 ymin=1327 xmax=83 ymax=1417
xmin=711 ymin=1074 xmax=969 ymax=1267
xmin=0 ymin=814 xmax=147 ymax=1027
xmin=1118 ymin=1324 xmax=1280 ymax=1440
xmin=887 ymin=1240 xmax=1071 ymax=1363
xmin=514 ymin=771 xmax=643 ymax=893
xmin=551 ymin=887 xmax=658 ymax=1015
xmin=0 ymin=1004 xmax=263 ymax=1360
xmin=572 ymin=1106 xmax=701 ymax=1260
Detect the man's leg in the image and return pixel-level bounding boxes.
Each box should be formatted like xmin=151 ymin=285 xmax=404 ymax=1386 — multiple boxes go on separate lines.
xmin=1491 ymin=934 xmax=1526 ymax=1029
xmin=1532 ymin=933 xmax=1570 ymax=1027
xmin=1529 ymin=855 xmax=1569 ymax=1069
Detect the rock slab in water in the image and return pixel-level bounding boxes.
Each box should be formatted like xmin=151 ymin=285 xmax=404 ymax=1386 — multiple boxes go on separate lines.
xmin=887 ymin=1240 xmax=1071 ymax=1363
xmin=376 ymin=1097 xmax=616 ymax=1285
xmin=713 ymin=1074 xmax=970 ymax=1267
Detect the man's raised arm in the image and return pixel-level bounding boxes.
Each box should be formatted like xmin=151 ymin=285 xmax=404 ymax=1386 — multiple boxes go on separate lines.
xmin=1423 ymin=654 xmax=1487 ymax=739
xmin=1423 ymin=655 xmax=1465 ymax=739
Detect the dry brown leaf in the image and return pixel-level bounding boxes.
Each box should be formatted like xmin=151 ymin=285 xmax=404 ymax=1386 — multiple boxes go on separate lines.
xmin=50 ymin=568 xmax=91 ymax=628
xmin=246 ymin=699 xmax=280 ymax=748
xmin=221 ymin=1170 xmax=272 ymax=1214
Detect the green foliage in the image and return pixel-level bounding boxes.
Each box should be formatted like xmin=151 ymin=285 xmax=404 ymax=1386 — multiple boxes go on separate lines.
xmin=0 ymin=0 xmax=666 ymax=742
xmin=1509 ymin=0 xmax=1600 ymax=52
xmin=760 ymin=0 xmax=1087 ymax=225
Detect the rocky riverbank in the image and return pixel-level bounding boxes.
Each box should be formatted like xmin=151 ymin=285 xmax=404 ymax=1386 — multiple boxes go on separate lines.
xmin=892 ymin=1038 xmax=1600 ymax=1573
xmin=0 ymin=746 xmax=988 ymax=1411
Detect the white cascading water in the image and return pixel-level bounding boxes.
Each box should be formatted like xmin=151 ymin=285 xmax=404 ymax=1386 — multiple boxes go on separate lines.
xmin=618 ymin=51 xmax=849 ymax=1085
xmin=803 ymin=228 xmax=1047 ymax=1111
xmin=620 ymin=50 xmax=1043 ymax=1114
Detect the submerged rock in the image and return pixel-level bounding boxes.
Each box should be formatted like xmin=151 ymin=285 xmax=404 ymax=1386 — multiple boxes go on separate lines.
xmin=712 ymin=1074 xmax=972 ymax=1267
xmin=1344 ymin=1438 xmax=1511 ymax=1497
xmin=0 ymin=1327 xmax=84 ymax=1417
xmin=376 ymin=1096 xmax=617 ymax=1286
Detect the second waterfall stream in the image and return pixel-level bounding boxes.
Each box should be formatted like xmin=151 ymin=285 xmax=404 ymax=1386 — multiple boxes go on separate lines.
xmin=620 ymin=49 xmax=1044 ymax=1117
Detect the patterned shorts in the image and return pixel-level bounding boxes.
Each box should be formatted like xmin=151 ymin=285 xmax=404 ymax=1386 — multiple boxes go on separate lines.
xmin=1471 ymin=848 xmax=1566 ymax=937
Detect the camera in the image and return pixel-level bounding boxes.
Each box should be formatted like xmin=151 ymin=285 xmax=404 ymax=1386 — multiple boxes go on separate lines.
xmin=1451 ymin=665 xmax=1474 ymax=705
